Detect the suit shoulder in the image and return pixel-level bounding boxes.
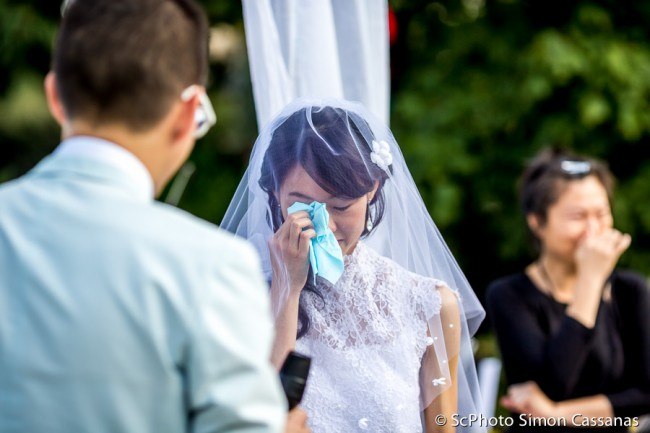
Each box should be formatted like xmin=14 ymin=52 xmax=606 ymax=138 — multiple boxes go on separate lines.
xmin=0 ymin=176 xmax=27 ymax=197
xmin=147 ymin=202 xmax=257 ymax=258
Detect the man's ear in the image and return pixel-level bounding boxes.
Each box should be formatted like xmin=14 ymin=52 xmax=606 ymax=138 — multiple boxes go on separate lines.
xmin=44 ymin=72 xmax=68 ymax=127
xmin=170 ymin=89 xmax=199 ymax=144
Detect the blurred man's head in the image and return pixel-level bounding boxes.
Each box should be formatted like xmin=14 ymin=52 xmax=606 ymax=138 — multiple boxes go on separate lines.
xmin=45 ymin=0 xmax=211 ymax=195
xmin=55 ymin=0 xmax=208 ymax=130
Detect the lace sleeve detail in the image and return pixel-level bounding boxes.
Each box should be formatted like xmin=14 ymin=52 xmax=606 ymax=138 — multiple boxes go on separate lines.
xmin=410 ymin=274 xmax=445 ymax=322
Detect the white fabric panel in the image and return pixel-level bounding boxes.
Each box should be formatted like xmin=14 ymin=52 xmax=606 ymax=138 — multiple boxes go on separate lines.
xmin=242 ymin=0 xmax=389 ymax=129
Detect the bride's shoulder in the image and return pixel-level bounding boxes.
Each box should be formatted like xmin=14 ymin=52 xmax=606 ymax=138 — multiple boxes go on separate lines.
xmin=363 ymin=245 xmax=446 ymax=285
xmin=360 ymin=243 xmax=460 ymax=310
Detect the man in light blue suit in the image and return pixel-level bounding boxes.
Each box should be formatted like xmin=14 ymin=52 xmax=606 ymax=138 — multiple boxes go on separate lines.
xmin=0 ymin=1 xmax=308 ymax=432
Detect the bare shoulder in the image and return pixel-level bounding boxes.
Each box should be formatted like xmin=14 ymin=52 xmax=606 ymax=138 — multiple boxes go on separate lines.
xmin=435 ymin=284 xmax=461 ymax=320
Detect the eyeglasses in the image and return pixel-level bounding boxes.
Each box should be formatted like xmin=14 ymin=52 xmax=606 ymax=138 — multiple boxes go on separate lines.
xmin=181 ymin=85 xmax=217 ymax=139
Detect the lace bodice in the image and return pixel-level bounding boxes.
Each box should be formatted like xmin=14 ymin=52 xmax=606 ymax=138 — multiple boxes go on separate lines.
xmin=295 ymin=242 xmax=445 ymax=433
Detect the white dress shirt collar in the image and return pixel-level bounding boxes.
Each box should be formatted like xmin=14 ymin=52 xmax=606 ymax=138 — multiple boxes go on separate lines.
xmin=55 ymin=135 xmax=155 ymax=199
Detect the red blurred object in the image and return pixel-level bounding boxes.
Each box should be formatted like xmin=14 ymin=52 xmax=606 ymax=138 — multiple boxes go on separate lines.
xmin=388 ymin=5 xmax=398 ymax=46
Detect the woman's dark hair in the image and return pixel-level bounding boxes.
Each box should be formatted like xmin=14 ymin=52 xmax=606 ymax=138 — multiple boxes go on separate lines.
xmin=259 ymin=106 xmax=390 ymax=338
xmin=518 ymin=147 xmax=615 ymax=248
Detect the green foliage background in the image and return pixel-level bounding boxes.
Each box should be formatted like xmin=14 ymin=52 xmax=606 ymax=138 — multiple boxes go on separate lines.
xmin=1 ymin=0 xmax=649 ymax=312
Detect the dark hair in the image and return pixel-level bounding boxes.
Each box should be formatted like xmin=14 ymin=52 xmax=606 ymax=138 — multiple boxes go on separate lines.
xmin=259 ymin=106 xmax=390 ymax=338
xmin=519 ymin=147 xmax=615 ymax=247
xmin=54 ymin=0 xmax=209 ymax=131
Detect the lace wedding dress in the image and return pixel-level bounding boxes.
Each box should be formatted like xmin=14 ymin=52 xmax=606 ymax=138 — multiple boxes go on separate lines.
xmin=295 ymin=242 xmax=445 ymax=433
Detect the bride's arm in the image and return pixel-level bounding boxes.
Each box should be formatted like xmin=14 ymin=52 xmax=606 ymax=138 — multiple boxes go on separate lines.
xmin=270 ymin=284 xmax=301 ymax=369
xmin=423 ymin=285 xmax=461 ymax=433
xmin=267 ymin=211 xmax=315 ymax=369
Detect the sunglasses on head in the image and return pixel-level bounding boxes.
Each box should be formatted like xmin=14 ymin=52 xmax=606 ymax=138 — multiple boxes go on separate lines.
xmin=560 ymin=160 xmax=591 ymax=177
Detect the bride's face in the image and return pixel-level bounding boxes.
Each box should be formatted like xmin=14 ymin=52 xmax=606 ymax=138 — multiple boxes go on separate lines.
xmin=278 ymin=165 xmax=376 ymax=256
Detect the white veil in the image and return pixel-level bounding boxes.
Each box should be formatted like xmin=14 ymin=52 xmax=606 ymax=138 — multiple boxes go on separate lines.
xmin=221 ymin=98 xmax=485 ymax=430
xmin=242 ymin=0 xmax=389 ymax=128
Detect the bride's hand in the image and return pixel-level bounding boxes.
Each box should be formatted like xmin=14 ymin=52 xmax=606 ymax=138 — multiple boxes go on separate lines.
xmin=269 ymin=211 xmax=316 ymax=297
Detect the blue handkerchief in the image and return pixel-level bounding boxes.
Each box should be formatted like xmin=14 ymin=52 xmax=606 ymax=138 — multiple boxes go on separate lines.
xmin=287 ymin=201 xmax=344 ymax=285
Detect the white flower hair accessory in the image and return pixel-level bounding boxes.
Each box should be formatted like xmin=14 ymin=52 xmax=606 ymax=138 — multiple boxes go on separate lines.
xmin=370 ymin=140 xmax=393 ymax=171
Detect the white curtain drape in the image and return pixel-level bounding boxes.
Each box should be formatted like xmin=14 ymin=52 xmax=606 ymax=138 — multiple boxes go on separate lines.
xmin=242 ymin=0 xmax=390 ymax=130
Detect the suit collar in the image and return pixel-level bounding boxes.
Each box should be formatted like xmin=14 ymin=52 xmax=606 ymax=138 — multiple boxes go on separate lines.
xmin=30 ymin=136 xmax=155 ymax=202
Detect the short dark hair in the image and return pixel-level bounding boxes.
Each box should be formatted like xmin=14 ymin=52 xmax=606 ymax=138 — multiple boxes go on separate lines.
xmin=54 ymin=0 xmax=209 ymax=131
xmin=519 ymin=147 xmax=615 ymax=232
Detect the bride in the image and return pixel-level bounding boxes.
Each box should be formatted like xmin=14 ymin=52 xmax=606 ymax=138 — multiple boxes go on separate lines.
xmin=222 ymin=99 xmax=485 ymax=433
